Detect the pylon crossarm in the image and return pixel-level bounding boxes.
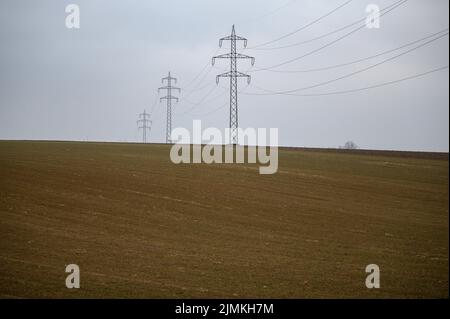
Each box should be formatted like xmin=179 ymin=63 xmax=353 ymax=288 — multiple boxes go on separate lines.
xmin=162 ymin=76 xmax=177 ymax=83
xmin=220 ymin=35 xmax=247 ymax=42
xmin=216 ymin=71 xmax=251 ymax=84
xmin=217 ymin=71 xmax=232 ymax=77
xmin=216 ymin=72 xmax=232 ymax=84
xmin=235 ymin=71 xmax=251 ymax=78
xmin=212 ymin=53 xmax=232 ymax=65
xmin=236 ymin=72 xmax=251 ymax=84
xmin=159 ymin=85 xmax=181 ymax=92
xmin=160 ymin=95 xmax=179 ymax=101
xmin=235 ymin=53 xmax=255 ymax=65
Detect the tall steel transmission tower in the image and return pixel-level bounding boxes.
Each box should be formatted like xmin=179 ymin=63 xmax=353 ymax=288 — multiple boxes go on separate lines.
xmin=212 ymin=25 xmax=255 ymax=145
xmin=158 ymin=72 xmax=180 ymax=144
xmin=137 ymin=109 xmax=152 ymax=143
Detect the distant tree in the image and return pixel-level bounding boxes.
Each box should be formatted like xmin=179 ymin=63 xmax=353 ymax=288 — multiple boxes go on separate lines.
xmin=343 ymin=141 xmax=358 ymax=150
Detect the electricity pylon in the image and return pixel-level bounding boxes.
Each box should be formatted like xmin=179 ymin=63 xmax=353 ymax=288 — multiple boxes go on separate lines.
xmin=212 ymin=25 xmax=255 ymax=145
xmin=137 ymin=109 xmax=152 ymax=143
xmin=158 ymin=72 xmax=180 ymax=144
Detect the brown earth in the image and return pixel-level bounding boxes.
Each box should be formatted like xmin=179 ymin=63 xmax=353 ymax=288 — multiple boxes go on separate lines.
xmin=0 ymin=141 xmax=448 ymax=298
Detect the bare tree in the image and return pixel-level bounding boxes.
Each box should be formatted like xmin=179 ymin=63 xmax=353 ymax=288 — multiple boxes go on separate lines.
xmin=343 ymin=141 xmax=358 ymax=150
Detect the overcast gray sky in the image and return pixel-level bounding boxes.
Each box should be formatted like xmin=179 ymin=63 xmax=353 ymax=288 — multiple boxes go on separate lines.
xmin=0 ymin=0 xmax=448 ymax=151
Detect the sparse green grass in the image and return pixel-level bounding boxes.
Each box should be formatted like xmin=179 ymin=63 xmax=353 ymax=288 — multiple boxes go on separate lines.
xmin=0 ymin=141 xmax=448 ymax=298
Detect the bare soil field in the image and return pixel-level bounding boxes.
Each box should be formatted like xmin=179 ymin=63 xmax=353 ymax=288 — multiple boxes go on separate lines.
xmin=0 ymin=141 xmax=448 ymax=298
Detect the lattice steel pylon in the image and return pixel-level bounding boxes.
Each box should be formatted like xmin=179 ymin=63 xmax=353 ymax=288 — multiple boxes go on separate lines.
xmin=212 ymin=25 xmax=255 ymax=145
xmin=158 ymin=72 xmax=180 ymax=144
xmin=137 ymin=109 xmax=152 ymax=143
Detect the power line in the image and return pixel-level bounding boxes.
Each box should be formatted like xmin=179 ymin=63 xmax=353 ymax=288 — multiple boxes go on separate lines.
xmin=249 ymin=0 xmax=405 ymax=51
xmin=184 ymin=77 xmax=215 ymax=94
xmin=177 ymin=52 xmax=221 ymax=108
xmin=246 ymin=66 xmax=449 ymax=97
xmin=181 ymin=64 xmax=215 ymax=98
xmin=177 ymin=85 xmax=227 ymax=115
xmin=248 ymin=0 xmax=409 ymax=72
xmin=192 ymin=84 xmax=252 ymax=118
xmin=170 ymin=2 xmax=402 ymax=118
xmin=182 ymin=48 xmax=220 ymax=90
xmin=248 ymin=0 xmax=354 ymax=49
xmin=158 ymin=72 xmax=180 ymax=143
xmin=267 ymin=28 xmax=449 ymax=73
xmin=213 ymin=25 xmax=255 ymax=145
xmin=193 ymin=101 xmax=228 ymax=117
xmin=178 ymin=66 xmax=216 ymax=106
xmin=149 ymin=94 xmax=159 ymax=115
xmin=244 ymin=31 xmax=448 ymax=95
xmin=146 ymin=0 xmax=445 ymax=139
xmin=182 ymin=83 xmax=218 ymax=105
xmin=178 ymin=89 xmax=228 ymax=116
xmin=239 ymin=0 xmax=297 ymax=26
